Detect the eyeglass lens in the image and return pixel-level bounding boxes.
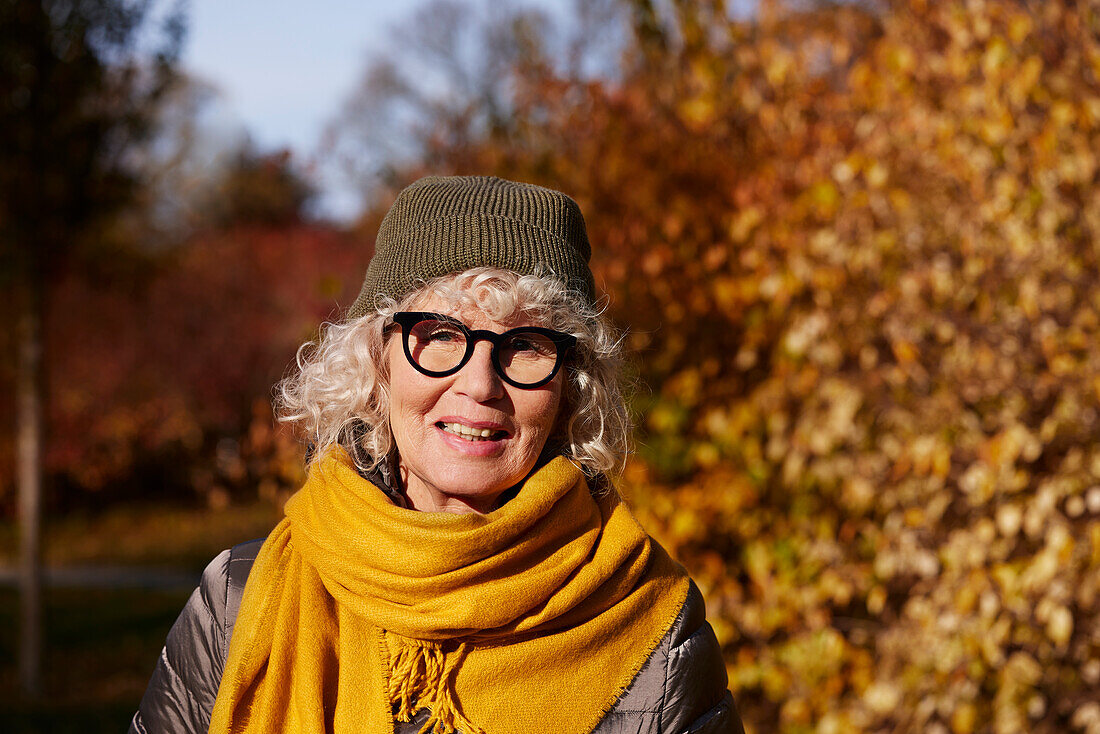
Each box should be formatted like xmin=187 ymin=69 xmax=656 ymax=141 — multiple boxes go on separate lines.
xmin=406 ymin=318 xmax=562 ymax=385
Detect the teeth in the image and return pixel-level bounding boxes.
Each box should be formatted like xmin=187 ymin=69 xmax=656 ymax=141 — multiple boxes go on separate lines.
xmin=441 ymin=422 xmax=500 ymax=440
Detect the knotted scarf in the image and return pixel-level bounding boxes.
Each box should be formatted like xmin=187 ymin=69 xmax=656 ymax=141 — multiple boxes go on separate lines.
xmin=209 ymin=450 xmax=690 ymax=734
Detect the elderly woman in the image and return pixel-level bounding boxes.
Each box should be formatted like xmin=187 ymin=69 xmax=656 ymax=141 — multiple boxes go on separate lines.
xmin=133 ymin=176 xmax=742 ymax=734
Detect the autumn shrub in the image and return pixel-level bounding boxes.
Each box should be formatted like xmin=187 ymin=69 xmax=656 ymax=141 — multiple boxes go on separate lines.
xmin=370 ymin=0 xmax=1100 ymax=730
xmin=29 ymin=223 xmax=361 ymax=506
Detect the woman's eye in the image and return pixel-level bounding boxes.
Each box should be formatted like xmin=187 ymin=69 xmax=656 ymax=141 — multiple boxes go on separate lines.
xmin=411 ymin=321 xmax=465 ymax=345
xmin=508 ymin=335 xmax=553 ymax=355
xmin=425 ymin=326 xmax=463 ymax=342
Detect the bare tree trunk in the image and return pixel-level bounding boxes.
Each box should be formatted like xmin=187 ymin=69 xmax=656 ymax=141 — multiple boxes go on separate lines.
xmin=17 ymin=276 xmax=43 ymax=697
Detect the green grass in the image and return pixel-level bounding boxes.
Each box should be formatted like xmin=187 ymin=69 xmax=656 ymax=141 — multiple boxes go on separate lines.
xmin=0 ymin=586 xmax=191 ymax=733
xmin=0 ymin=499 xmax=284 ymax=732
xmin=0 ymin=499 xmax=282 ymax=569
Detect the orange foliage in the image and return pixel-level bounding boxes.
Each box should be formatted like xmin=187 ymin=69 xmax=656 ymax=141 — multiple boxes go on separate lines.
xmin=367 ymin=0 xmax=1100 ymax=730
xmin=38 ymin=223 xmax=364 ymax=502
xmin=0 ymin=0 xmax=1095 ymax=729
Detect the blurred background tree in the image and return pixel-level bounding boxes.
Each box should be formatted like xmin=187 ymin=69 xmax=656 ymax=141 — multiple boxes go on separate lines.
xmin=0 ymin=0 xmax=183 ymax=695
xmin=3 ymin=0 xmax=1100 ymax=732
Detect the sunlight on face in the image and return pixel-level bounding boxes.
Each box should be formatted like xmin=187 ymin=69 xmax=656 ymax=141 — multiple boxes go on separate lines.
xmin=387 ymin=297 xmax=563 ymax=514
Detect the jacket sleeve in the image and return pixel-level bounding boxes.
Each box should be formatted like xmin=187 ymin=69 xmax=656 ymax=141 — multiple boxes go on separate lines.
xmin=661 ymin=583 xmax=745 ymax=734
xmin=129 ymin=550 xmax=232 ymax=734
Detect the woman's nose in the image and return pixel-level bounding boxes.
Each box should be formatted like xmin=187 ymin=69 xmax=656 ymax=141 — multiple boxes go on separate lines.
xmin=453 ymin=341 xmax=505 ymax=401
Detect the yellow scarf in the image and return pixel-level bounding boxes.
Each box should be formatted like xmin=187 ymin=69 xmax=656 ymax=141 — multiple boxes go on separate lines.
xmin=209 ymin=450 xmax=689 ymax=734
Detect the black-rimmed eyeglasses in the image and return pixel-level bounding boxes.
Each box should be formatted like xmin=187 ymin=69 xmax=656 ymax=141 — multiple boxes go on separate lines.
xmin=390 ymin=311 xmax=577 ymax=389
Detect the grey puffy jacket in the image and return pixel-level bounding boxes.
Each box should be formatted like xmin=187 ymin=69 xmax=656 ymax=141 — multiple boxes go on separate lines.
xmin=132 ymin=540 xmax=744 ymax=734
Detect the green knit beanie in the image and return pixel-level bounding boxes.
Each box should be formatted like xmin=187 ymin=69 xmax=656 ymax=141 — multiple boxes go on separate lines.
xmin=346 ymin=175 xmax=596 ymax=320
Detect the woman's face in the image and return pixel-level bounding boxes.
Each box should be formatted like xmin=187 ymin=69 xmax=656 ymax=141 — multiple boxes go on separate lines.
xmin=386 ymin=298 xmax=564 ymax=514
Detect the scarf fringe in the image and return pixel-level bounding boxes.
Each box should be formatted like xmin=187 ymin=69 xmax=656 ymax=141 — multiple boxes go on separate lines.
xmin=387 ymin=635 xmax=485 ymax=734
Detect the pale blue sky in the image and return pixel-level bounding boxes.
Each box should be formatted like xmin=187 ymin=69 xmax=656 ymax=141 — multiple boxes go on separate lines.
xmin=181 ymin=0 xmax=573 ymax=219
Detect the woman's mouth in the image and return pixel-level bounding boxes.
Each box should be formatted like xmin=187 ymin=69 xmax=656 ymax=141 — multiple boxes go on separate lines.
xmin=438 ymin=422 xmax=508 ymax=441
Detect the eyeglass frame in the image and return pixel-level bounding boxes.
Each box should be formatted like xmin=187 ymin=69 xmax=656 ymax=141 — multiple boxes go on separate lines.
xmin=389 ymin=311 xmax=578 ymax=389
